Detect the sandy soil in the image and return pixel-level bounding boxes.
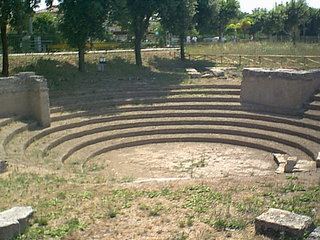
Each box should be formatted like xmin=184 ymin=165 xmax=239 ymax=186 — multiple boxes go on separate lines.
xmin=89 ymin=143 xmax=276 ymax=182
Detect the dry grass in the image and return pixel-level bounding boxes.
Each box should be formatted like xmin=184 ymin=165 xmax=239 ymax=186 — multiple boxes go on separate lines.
xmin=187 ymin=42 xmax=320 ymax=56
xmin=0 ymin=167 xmax=319 ymax=239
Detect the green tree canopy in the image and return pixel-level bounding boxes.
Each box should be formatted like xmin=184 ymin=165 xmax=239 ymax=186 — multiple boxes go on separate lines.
xmin=0 ymin=0 xmax=39 ymax=76
xmin=283 ymin=0 xmax=309 ymax=44
xmin=195 ymin=0 xmax=218 ymax=35
xmin=110 ymin=0 xmax=159 ymax=67
xmin=58 ymin=0 xmax=109 ymax=71
xmin=159 ymin=0 xmax=197 ymax=60
xmin=216 ymin=0 xmax=240 ymax=41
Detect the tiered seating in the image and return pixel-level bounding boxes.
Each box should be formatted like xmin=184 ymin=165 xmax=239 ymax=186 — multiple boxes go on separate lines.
xmin=1 ymin=83 xmax=319 ymax=171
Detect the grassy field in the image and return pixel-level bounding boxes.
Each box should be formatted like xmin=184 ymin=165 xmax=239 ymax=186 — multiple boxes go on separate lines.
xmin=4 ymin=41 xmax=319 ymax=92
xmin=186 ymin=42 xmax=320 ymax=56
xmin=0 ymin=170 xmax=319 ymax=240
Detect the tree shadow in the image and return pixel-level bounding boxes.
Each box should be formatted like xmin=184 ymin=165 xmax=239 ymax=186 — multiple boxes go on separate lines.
xmin=13 ymin=56 xmax=194 ymax=118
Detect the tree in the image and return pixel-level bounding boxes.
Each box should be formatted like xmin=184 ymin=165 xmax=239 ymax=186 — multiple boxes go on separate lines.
xmin=283 ymin=0 xmax=308 ymax=44
xmin=248 ymin=8 xmax=268 ymax=39
xmin=195 ymin=0 xmax=218 ymax=35
xmin=216 ymin=0 xmax=240 ymax=41
xmin=159 ymin=0 xmax=197 ymax=61
xmin=110 ymin=0 xmax=159 ymax=67
xmin=58 ymin=0 xmax=108 ymax=72
xmin=0 ymin=0 xmax=38 ymax=76
xmin=305 ymin=7 xmax=320 ymax=37
xmin=33 ymin=12 xmax=60 ymax=41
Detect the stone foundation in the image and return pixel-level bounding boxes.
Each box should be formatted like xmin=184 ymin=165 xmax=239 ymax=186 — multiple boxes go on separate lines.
xmin=0 ymin=72 xmax=50 ymax=127
xmin=241 ymin=68 xmax=320 ymax=115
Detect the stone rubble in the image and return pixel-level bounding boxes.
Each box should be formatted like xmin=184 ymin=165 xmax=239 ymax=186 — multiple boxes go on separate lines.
xmin=185 ymin=68 xmax=201 ymax=78
xmin=0 ymin=161 xmax=8 ymax=174
xmin=273 ymin=153 xmax=317 ymax=174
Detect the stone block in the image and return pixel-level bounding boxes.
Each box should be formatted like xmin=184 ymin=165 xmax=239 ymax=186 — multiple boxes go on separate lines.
xmin=293 ymin=160 xmax=317 ymax=173
xmin=0 ymin=73 xmax=50 ymax=127
xmin=307 ymin=227 xmax=320 ymax=240
xmin=285 ymin=156 xmax=298 ymax=173
xmin=241 ymin=68 xmax=320 ymax=115
xmin=255 ymin=208 xmax=314 ymax=239
xmin=273 ymin=154 xmax=298 ymax=174
xmin=206 ymin=67 xmax=225 ymax=77
xmin=273 ymin=153 xmax=288 ymax=165
xmin=0 ymin=206 xmax=34 ymax=240
xmin=186 ymin=68 xmax=201 ymax=79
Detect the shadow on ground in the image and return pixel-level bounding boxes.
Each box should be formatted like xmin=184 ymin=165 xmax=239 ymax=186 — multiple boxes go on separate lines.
xmin=13 ymin=56 xmax=216 ymax=118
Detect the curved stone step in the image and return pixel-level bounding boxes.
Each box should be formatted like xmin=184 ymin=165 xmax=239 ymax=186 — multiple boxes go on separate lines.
xmin=25 ymin=110 xmax=320 ymax=153
xmin=49 ymin=84 xmax=241 ymax=98
xmin=304 ymin=111 xmax=320 ymax=121
xmin=0 ymin=121 xmax=36 ymax=159
xmin=50 ymin=96 xmax=241 ymax=113
xmin=308 ymin=102 xmax=320 ymax=111
xmin=57 ymin=126 xmax=314 ymax=163
xmin=50 ymin=103 xmax=244 ymax=121
xmin=50 ymin=89 xmax=241 ymax=106
xmin=42 ymin=119 xmax=320 ymax=160
xmin=0 ymin=117 xmax=16 ymax=128
xmin=82 ymin=135 xmax=291 ymax=168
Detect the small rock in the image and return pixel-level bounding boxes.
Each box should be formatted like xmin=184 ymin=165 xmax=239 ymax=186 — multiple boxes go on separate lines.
xmin=316 ymin=152 xmax=320 ymax=168
xmin=273 ymin=154 xmax=298 ymax=174
xmin=255 ymin=208 xmax=315 ymax=239
xmin=0 ymin=206 xmax=34 ymax=240
xmin=186 ymin=68 xmax=201 ymax=79
xmin=206 ymin=67 xmax=225 ymax=77
xmin=0 ymin=161 xmax=8 ymax=173
xmin=307 ymin=227 xmax=320 ymax=240
xmin=201 ymin=73 xmax=214 ymax=78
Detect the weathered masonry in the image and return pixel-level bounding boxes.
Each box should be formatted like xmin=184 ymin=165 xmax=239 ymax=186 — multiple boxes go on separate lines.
xmin=241 ymin=68 xmax=320 ymax=115
xmin=0 ymin=72 xmax=50 ymax=127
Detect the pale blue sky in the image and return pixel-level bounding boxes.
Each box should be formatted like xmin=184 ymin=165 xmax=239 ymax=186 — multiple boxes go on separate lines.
xmin=240 ymin=0 xmax=320 ymax=13
xmin=39 ymin=0 xmax=320 ymax=13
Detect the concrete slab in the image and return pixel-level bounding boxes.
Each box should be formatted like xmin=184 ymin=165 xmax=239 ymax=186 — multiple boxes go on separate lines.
xmin=255 ymin=208 xmax=314 ymax=238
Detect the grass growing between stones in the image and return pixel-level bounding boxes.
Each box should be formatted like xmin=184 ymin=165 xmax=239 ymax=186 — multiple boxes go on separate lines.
xmin=0 ymin=170 xmax=319 ymax=239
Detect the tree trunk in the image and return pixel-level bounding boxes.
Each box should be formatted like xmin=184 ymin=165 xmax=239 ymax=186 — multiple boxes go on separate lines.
xmin=78 ymin=47 xmax=85 ymax=72
xmin=1 ymin=22 xmax=9 ymax=77
xmin=134 ymin=33 xmax=142 ymax=67
xmin=179 ymin=34 xmax=185 ymax=61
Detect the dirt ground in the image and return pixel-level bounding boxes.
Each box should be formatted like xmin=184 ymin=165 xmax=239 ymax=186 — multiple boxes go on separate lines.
xmin=90 ymin=143 xmax=276 ymax=182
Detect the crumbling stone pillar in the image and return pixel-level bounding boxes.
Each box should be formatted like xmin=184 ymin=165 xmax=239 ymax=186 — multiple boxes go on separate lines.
xmin=0 ymin=72 xmax=50 ymax=127
xmin=241 ymin=68 xmax=320 ymax=115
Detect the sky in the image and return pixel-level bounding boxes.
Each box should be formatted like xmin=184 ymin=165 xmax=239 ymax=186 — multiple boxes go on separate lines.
xmin=240 ymin=0 xmax=320 ymax=13
xmin=39 ymin=0 xmax=320 ymax=13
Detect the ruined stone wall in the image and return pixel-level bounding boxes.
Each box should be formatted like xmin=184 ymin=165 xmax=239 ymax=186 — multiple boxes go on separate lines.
xmin=0 ymin=72 xmax=50 ymax=127
xmin=241 ymin=68 xmax=320 ymax=115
